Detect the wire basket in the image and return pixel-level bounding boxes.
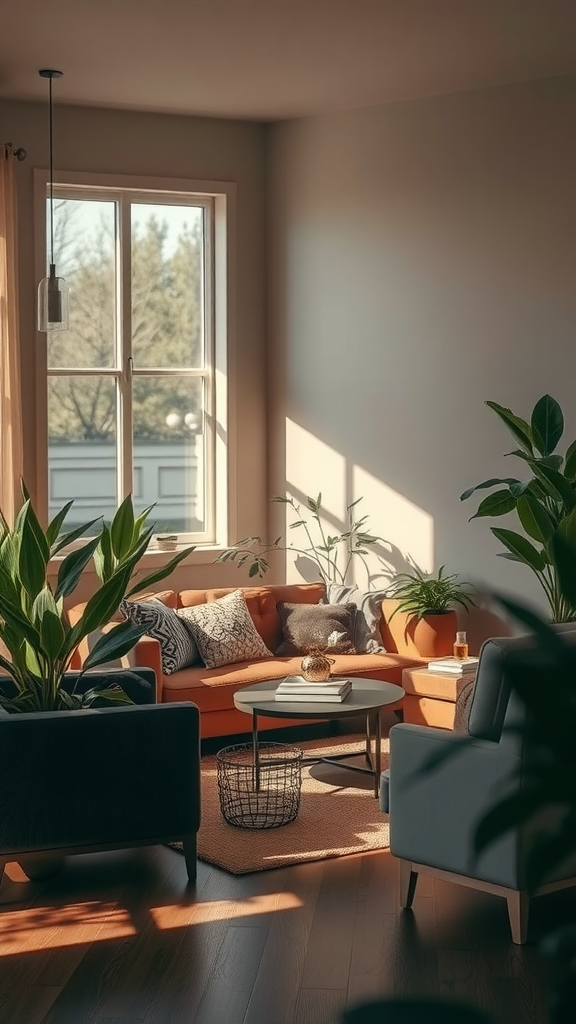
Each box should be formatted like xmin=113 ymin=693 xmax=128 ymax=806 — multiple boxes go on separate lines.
xmin=216 ymin=742 xmax=303 ymax=829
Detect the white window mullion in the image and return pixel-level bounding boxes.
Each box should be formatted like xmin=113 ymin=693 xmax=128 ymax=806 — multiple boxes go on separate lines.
xmin=118 ymin=195 xmax=133 ymax=503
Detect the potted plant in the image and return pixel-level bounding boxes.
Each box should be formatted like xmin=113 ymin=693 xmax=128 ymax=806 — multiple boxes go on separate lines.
xmin=0 ymin=485 xmax=199 ymax=882
xmin=0 ymin=485 xmax=194 ymax=712
xmin=384 ymin=564 xmax=475 ymax=658
xmin=461 ymin=394 xmax=576 ymax=623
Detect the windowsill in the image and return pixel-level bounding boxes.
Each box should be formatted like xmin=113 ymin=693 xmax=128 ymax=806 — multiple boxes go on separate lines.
xmin=48 ymin=543 xmax=228 ymax=571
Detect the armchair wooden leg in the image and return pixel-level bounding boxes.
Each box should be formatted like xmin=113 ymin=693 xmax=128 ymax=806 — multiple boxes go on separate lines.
xmin=506 ymin=889 xmax=529 ymax=945
xmin=181 ymin=834 xmax=197 ymax=882
xmin=399 ymin=860 xmax=418 ymax=908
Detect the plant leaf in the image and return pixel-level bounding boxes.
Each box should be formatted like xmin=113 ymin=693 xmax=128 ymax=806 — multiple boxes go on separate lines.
xmin=550 ymin=530 xmax=576 ymax=612
xmin=531 ymin=394 xmax=564 ymax=457
xmin=460 ymin=478 xmax=520 ymax=502
xmin=516 ymin=494 xmax=555 ymax=545
xmin=82 ymin=619 xmax=149 ymax=670
xmin=17 ymin=505 xmax=48 ymax=599
xmin=38 ymin=607 xmax=67 ymax=661
xmin=110 ymin=494 xmax=136 ymax=559
xmin=470 ymin=489 xmax=516 ymax=519
xmin=45 ymin=500 xmax=74 ymax=547
xmin=491 ymin=527 xmax=546 ymax=571
xmin=124 ymin=545 xmax=195 ymax=598
xmin=51 ymin=517 xmax=102 ymax=558
xmin=530 ymin=461 xmax=576 ymax=511
xmin=564 ymin=439 xmax=576 ymax=481
xmin=55 ymin=535 xmax=102 ymax=601
xmin=485 ymin=400 xmax=534 ymax=454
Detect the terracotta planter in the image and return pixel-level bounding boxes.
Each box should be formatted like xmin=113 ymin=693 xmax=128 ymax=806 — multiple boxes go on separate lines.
xmin=381 ymin=599 xmax=457 ymax=658
xmin=409 ymin=610 xmax=457 ymax=658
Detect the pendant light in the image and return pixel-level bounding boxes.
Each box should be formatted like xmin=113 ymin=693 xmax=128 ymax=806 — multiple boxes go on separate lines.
xmin=37 ymin=68 xmax=69 ymax=332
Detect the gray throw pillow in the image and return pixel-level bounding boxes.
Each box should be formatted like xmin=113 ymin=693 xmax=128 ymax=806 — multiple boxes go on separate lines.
xmin=275 ymin=601 xmax=357 ymax=656
xmin=177 ymin=589 xmax=273 ymax=669
xmin=120 ymin=598 xmax=199 ymax=675
xmin=323 ymin=582 xmax=387 ymax=653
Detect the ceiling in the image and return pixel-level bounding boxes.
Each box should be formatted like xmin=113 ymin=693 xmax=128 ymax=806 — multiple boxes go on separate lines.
xmin=3 ymin=0 xmax=576 ymax=122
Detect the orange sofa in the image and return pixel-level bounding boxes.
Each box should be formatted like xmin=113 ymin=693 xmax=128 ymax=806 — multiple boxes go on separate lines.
xmin=70 ymin=583 xmax=431 ymax=739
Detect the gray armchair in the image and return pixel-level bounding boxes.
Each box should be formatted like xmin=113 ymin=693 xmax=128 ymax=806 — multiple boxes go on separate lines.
xmin=384 ymin=630 xmax=576 ymax=944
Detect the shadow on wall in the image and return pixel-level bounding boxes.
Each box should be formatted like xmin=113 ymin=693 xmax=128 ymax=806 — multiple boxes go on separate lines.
xmin=292 ymin=539 xmax=415 ymax=588
xmin=458 ymin=596 xmax=515 ymax=656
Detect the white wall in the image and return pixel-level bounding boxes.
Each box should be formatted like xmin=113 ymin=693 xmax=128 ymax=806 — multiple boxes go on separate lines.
xmin=0 ymin=98 xmax=268 ymax=593
xmin=267 ymin=74 xmax=576 ymax=632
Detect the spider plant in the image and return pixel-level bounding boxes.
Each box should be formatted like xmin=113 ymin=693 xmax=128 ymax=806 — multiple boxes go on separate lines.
xmin=387 ymin=564 xmax=475 ymax=619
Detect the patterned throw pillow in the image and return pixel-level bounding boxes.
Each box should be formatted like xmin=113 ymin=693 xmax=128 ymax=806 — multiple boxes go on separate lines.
xmin=323 ymin=582 xmax=387 ymax=653
xmin=275 ymin=602 xmax=357 ymax=656
xmin=120 ymin=598 xmax=199 ymax=675
xmin=177 ymin=589 xmax=273 ymax=669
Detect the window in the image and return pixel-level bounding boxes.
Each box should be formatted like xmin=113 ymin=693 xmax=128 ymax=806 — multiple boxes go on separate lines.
xmin=37 ymin=175 xmax=230 ymax=546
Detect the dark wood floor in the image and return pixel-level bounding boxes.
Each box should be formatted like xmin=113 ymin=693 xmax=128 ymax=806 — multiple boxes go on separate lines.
xmin=0 ymin=717 xmax=569 ymax=1024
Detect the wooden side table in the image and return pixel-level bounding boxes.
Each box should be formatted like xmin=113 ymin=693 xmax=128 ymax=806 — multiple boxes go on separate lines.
xmin=401 ymin=667 xmax=476 ymax=729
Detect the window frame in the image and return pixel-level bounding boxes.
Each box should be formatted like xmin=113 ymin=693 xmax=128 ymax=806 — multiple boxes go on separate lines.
xmin=34 ymin=169 xmax=235 ymax=556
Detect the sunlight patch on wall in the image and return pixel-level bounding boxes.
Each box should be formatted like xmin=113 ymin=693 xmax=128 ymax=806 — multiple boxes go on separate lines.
xmin=283 ymin=419 xmax=434 ymax=585
xmin=353 ymin=465 xmax=434 ymax=577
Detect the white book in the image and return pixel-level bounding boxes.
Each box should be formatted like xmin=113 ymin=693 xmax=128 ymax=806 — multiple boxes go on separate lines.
xmin=276 ymin=676 xmax=352 ymax=696
xmin=427 ymin=656 xmax=479 ymax=675
xmin=274 ymin=690 xmax=351 ymax=703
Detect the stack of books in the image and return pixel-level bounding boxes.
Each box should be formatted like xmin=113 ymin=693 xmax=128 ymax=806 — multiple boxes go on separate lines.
xmin=275 ymin=675 xmax=352 ymax=702
xmin=427 ymin=656 xmax=479 ymax=676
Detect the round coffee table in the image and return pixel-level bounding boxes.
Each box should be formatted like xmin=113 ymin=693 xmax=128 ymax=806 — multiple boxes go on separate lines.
xmin=234 ymin=677 xmax=404 ymax=798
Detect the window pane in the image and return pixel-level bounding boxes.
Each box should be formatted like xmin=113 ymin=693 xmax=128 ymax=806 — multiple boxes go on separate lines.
xmin=48 ymin=198 xmax=117 ymax=369
xmin=48 ymin=376 xmax=118 ymax=529
xmin=132 ymin=376 xmax=205 ymax=533
xmin=131 ymin=203 xmax=204 ymax=369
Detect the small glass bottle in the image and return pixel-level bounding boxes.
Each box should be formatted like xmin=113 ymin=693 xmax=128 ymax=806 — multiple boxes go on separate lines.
xmin=453 ymin=630 xmax=468 ymax=660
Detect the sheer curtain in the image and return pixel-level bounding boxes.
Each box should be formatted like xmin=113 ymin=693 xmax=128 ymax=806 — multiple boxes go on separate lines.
xmin=0 ymin=145 xmax=24 ymax=524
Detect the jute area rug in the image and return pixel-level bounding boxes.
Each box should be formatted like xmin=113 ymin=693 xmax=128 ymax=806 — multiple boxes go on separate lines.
xmin=174 ymin=733 xmax=390 ymax=875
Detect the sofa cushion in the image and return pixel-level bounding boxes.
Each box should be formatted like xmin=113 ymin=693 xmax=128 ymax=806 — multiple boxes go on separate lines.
xmin=120 ymin=598 xmax=199 ymax=675
xmin=177 ymin=589 xmax=273 ymax=668
xmin=323 ymin=582 xmax=387 ymax=653
xmin=178 ymin=583 xmax=326 ymax=652
xmin=160 ymin=652 xmax=414 ymax=709
xmin=275 ymin=601 xmax=357 ymax=656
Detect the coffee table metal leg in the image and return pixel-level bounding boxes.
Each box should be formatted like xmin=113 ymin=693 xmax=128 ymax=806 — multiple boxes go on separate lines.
xmin=252 ymin=710 xmax=261 ymax=791
xmin=363 ymin=712 xmax=382 ymax=797
xmin=374 ymin=711 xmax=382 ymax=797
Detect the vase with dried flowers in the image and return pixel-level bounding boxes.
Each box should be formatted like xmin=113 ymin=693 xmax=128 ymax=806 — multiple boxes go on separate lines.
xmin=300 ymin=630 xmax=346 ymax=681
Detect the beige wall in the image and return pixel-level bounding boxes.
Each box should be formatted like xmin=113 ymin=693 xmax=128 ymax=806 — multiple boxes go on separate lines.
xmin=3 ymin=74 xmax=576 ymax=618
xmin=0 ymin=98 xmax=268 ymax=593
xmin=267 ymin=74 xmax=576 ymax=628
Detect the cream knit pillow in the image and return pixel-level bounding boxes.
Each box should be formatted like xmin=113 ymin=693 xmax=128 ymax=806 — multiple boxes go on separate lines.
xmin=177 ymin=589 xmax=273 ymax=669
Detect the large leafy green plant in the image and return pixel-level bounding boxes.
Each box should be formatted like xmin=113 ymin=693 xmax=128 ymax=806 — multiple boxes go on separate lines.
xmin=461 ymin=394 xmax=576 ymax=622
xmin=0 ymin=488 xmax=193 ymax=713
xmin=217 ymin=494 xmax=382 ymax=584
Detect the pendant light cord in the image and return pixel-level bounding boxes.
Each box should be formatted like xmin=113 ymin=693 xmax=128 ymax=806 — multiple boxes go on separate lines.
xmin=48 ymin=74 xmax=54 ymax=267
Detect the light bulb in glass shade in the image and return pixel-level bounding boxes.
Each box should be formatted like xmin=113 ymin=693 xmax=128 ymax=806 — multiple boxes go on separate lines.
xmin=38 ymin=264 xmax=69 ymax=332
